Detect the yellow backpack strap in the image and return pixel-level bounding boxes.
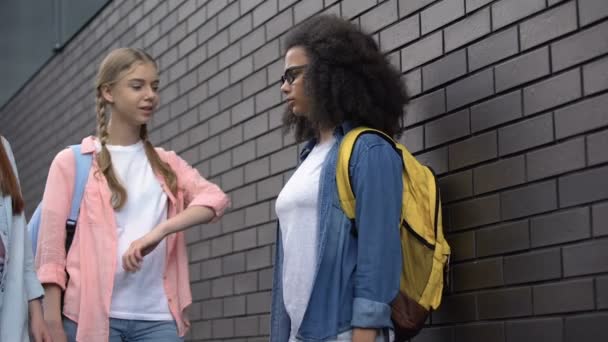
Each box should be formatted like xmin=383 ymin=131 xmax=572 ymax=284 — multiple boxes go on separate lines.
xmin=336 ymin=127 xmax=397 ymax=220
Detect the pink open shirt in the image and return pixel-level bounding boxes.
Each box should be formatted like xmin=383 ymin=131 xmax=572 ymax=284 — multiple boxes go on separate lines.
xmin=35 ymin=136 xmax=230 ymax=342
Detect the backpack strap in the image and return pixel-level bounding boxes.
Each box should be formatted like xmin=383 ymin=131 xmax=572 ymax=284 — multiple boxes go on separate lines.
xmin=65 ymin=145 xmax=93 ymax=250
xmin=336 ymin=127 xmax=399 ymax=220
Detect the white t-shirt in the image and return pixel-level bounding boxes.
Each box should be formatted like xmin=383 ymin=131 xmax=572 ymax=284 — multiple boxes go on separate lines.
xmin=275 ymin=138 xmax=335 ymax=341
xmin=98 ymin=141 xmax=172 ymax=321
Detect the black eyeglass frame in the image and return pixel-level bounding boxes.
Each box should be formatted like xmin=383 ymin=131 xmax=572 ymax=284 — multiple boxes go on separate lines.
xmin=279 ymin=65 xmax=307 ymax=86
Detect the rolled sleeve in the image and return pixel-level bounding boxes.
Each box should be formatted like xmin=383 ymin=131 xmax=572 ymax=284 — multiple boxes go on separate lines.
xmin=351 ymin=297 xmax=393 ymax=328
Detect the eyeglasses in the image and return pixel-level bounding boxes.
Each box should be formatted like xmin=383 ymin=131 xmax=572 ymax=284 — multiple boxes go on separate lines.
xmin=280 ymin=65 xmax=307 ymax=86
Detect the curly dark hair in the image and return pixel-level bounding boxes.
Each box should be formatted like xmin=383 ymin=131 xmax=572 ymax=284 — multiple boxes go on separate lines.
xmin=282 ymin=14 xmax=408 ymax=142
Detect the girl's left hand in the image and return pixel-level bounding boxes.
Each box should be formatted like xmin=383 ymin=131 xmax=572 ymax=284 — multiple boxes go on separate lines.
xmin=122 ymin=228 xmax=165 ymax=272
xmin=29 ymin=300 xmax=52 ymax=342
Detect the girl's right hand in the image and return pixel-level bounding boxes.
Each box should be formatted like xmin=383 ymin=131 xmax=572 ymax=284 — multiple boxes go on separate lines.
xmin=46 ymin=320 xmax=68 ymax=342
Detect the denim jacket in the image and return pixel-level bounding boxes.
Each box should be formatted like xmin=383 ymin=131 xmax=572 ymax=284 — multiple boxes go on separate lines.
xmin=0 ymin=137 xmax=45 ymax=342
xmin=271 ymin=123 xmax=403 ymax=341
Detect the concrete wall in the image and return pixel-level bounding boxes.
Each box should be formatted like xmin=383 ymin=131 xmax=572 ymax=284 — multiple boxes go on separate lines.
xmin=1 ymin=0 xmax=607 ymax=341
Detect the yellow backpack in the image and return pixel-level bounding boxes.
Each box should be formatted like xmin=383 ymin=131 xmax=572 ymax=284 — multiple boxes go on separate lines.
xmin=336 ymin=127 xmax=451 ymax=341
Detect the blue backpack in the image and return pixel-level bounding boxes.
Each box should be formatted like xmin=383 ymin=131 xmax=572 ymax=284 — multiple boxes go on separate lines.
xmin=28 ymin=145 xmax=92 ymax=255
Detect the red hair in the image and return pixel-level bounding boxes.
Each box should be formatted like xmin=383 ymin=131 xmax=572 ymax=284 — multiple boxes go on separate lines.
xmin=0 ymin=139 xmax=25 ymax=214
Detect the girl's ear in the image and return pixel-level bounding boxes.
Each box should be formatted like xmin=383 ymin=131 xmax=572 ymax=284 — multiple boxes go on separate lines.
xmin=100 ymin=84 xmax=114 ymax=104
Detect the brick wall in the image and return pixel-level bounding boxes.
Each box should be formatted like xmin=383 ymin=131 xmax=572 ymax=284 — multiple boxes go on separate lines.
xmin=1 ymin=0 xmax=607 ymax=341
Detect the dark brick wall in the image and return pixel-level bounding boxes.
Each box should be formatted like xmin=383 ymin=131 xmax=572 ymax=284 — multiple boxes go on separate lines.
xmin=1 ymin=0 xmax=607 ymax=340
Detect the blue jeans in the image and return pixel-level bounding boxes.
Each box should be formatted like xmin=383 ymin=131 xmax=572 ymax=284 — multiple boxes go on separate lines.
xmin=63 ymin=316 xmax=183 ymax=342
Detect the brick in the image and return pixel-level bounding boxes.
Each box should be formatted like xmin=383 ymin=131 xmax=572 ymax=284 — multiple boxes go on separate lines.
xmin=218 ymin=43 xmax=241 ymax=70
xmin=256 ymin=129 xmax=284 ymax=156
xmin=499 ymin=113 xmax=553 ymax=156
xmin=361 ymin=0 xmax=398 ymax=33
xmin=292 ymin=0 xmax=321 ymax=24
xmin=476 ymin=220 xmax=529 ymax=257
xmin=417 ymin=147 xmax=449 ymax=175
xmin=399 ymin=0 xmax=435 ymax=17
xmin=201 ymin=257 xmax=222 ymax=280
xmin=232 ymin=141 xmax=256 ymax=166
xmin=245 ymin=201 xmax=270 ymax=227
xmin=197 ymin=56 xmax=219 ymax=82
xmin=469 ymin=27 xmax=518 ymax=71
xmin=405 ymin=88 xmax=446 ymax=126
xmin=501 ymin=180 xmax=557 ymax=220
xmin=241 ymin=26 xmax=266 ymax=56
xmin=342 ymin=0 xmax=376 ymax=19
xmin=421 ymin=0 xmax=465 ymax=34
xmin=211 ymin=234 xmax=232 ymax=257
xmin=266 ymin=8 xmax=293 ymax=40
xmin=202 ymin=298 xmax=223 ymax=319
xmin=235 ymin=316 xmax=259 ymax=337
xmin=450 ymin=194 xmax=501 ymax=231
xmin=222 ymin=252 xmax=246 ymax=275
xmin=506 ymin=318 xmax=563 ymax=342
xmin=224 ymin=295 xmax=246 ymax=317
xmin=524 ymin=68 xmax=582 ymax=115
xmin=531 ymin=207 xmax=591 ymax=247
xmin=598 ymin=275 xmax=608 ymax=309
xmin=453 ymin=258 xmax=504 ymax=291
xmin=253 ymin=0 xmax=278 ymax=26
xmin=559 ymin=165 xmax=608 ymax=207
xmin=221 ymin=167 xmax=244 ymax=191
xmin=520 ymin=1 xmax=577 ymax=50
xmin=247 ymin=291 xmax=271 ymax=314
xmin=449 ymin=131 xmax=497 ymax=170
xmin=380 ymin=15 xmax=419 ymax=52
xmin=244 ymin=113 xmax=269 ymax=140
xmin=208 ymin=29 xmax=229 ymax=57
xmin=241 ymin=0 xmax=265 ymax=14
xmin=579 ymin=0 xmax=608 ymax=26
xmin=446 ymin=68 xmax=494 ymax=110
xmin=412 ymin=327 xmax=454 ymax=342
xmin=478 ymin=287 xmax=532 ymax=319
xmin=258 ymin=267 xmax=274 ymax=290
xmin=400 ymin=125 xmax=424 ymax=153
xmin=229 ymin=14 xmax=253 ymax=43
xmin=534 ymin=279 xmax=595 ymax=314
xmin=270 ymin=145 xmax=298 ymax=174
xmin=445 ymin=7 xmax=490 ymax=52
xmin=233 ymin=226 xmax=257 ymax=251
xmin=526 ymin=137 xmax=586 ymax=181
xmin=231 ymin=97 xmax=255 ymax=124
xmin=454 ymin=322 xmax=505 ymax=342
xmin=555 ymin=93 xmax=608 ymax=139
xmin=438 ymin=170 xmax=472 ymax=203
xmin=504 ymin=248 xmax=561 ymax=285
xmin=565 ymin=313 xmax=608 ymax=342
xmin=244 ymin=247 xmax=270 ymax=271
xmin=423 ymin=49 xmax=467 ymax=90
xmin=583 ymin=55 xmax=608 ymax=95
xmin=257 ymin=174 xmax=283 ymax=201
xmin=432 ymin=293 xmax=477 ymax=323
xmin=471 ymin=90 xmax=522 ymax=132
xmin=234 ymin=271 xmax=258 ymax=294
xmin=593 ymin=202 xmax=608 ymax=236
xmin=425 ymin=109 xmax=470 ymax=147
xmin=401 ymin=31 xmax=443 ymax=72
xmin=552 ymin=20 xmax=608 ymax=71
xmin=192 ymin=280 xmax=211 ymax=301
xmin=492 ymin=0 xmax=545 ymax=30
xmin=495 ymin=47 xmax=550 ymax=92
xmin=209 ymin=70 xmax=230 ymax=96
xmin=466 ymin=0 xmax=492 ymax=12
xmin=447 ymin=231 xmax=475 ymax=261
xmin=245 ymin=157 xmax=270 ymax=183
xmin=258 ymin=222 xmax=277 ymax=246
xmin=563 ymin=239 xmax=608 ymax=277
xmin=218 ymin=1 xmax=239 ymax=30
xmin=212 ymin=318 xmax=234 ymax=338
xmin=210 ymin=150 xmax=232 ymax=175
xmin=474 ymin=155 xmax=525 ymax=194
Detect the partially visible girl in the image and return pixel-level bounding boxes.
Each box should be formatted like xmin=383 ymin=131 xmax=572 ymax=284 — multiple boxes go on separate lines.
xmin=0 ymin=136 xmax=51 ymax=341
xmin=35 ymin=47 xmax=230 ymax=342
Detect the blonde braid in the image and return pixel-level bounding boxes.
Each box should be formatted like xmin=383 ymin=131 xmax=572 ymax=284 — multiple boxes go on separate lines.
xmin=96 ymin=90 xmax=127 ymax=209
